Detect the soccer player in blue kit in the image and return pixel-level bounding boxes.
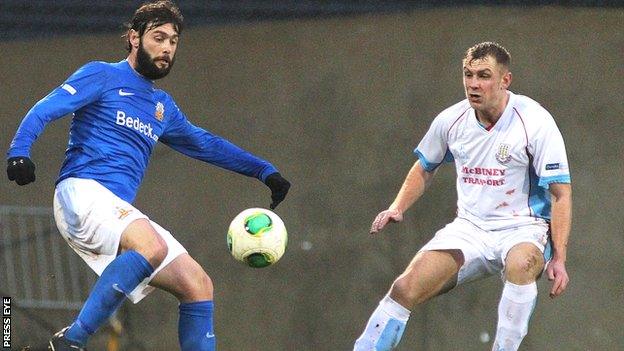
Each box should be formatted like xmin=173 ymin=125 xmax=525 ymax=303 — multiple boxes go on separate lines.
xmin=6 ymin=1 xmax=290 ymax=350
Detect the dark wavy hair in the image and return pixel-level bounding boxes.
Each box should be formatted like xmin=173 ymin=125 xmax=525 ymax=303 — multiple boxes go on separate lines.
xmin=464 ymin=42 xmax=511 ymax=69
xmin=123 ymin=0 xmax=184 ymax=52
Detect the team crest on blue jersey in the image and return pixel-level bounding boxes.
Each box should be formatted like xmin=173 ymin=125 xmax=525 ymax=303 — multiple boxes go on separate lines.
xmin=495 ymin=143 xmax=512 ymax=164
xmin=155 ymin=102 xmax=165 ymax=121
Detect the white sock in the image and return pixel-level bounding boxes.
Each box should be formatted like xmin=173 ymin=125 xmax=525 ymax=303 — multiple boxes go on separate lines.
xmin=354 ymin=295 xmax=411 ymax=351
xmin=492 ymin=281 xmax=538 ymax=351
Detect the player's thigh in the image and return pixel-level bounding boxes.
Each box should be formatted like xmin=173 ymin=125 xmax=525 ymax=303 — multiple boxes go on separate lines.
xmin=54 ymin=178 xmax=147 ymax=252
xmin=390 ymin=249 xmax=463 ymax=307
xmin=149 ymin=253 xmax=213 ymax=302
xmin=504 ymin=242 xmax=545 ymax=284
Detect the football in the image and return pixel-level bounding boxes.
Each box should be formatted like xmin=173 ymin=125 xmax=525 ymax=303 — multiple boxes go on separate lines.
xmin=227 ymin=208 xmax=287 ymax=268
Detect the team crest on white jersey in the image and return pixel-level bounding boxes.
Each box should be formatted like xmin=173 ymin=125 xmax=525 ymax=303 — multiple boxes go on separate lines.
xmin=155 ymin=102 xmax=165 ymax=121
xmin=495 ymin=143 xmax=512 ymax=164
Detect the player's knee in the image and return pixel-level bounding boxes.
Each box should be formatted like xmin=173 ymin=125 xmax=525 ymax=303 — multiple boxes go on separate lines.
xmin=181 ymin=270 xmax=213 ymax=301
xmin=390 ymin=275 xmax=421 ymax=308
xmin=121 ymin=219 xmax=169 ymax=268
xmin=145 ymin=237 xmax=168 ymax=268
xmin=505 ymin=251 xmax=543 ymax=283
xmin=197 ymin=271 xmax=213 ymax=297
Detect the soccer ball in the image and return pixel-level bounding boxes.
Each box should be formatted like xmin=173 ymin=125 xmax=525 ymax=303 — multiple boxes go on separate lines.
xmin=227 ymin=208 xmax=287 ymax=268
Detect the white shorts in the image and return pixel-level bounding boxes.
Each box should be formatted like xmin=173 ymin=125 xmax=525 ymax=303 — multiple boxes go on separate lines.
xmin=419 ymin=217 xmax=550 ymax=285
xmin=53 ymin=177 xmax=187 ymax=303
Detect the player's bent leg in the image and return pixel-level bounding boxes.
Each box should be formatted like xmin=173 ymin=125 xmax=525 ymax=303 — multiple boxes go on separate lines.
xmin=354 ymin=250 xmax=463 ymax=351
xmin=150 ymin=254 xmax=215 ymax=351
xmin=492 ymin=242 xmax=544 ymax=351
xmin=390 ymin=249 xmax=463 ymax=308
xmin=63 ymin=219 xmax=166 ymax=347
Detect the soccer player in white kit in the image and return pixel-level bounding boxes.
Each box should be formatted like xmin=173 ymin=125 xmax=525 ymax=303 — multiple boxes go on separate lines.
xmin=353 ymin=42 xmax=572 ymax=351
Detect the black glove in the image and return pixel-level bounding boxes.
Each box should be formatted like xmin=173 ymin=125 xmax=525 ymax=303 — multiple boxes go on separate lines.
xmin=7 ymin=157 xmax=36 ymax=186
xmin=264 ymin=172 xmax=290 ymax=209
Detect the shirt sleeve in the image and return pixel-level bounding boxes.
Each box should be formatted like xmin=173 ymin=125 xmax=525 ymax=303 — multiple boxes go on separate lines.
xmin=529 ymin=113 xmax=571 ymax=189
xmin=413 ymin=115 xmax=453 ymax=172
xmin=7 ymin=61 xmax=107 ymax=158
xmin=159 ymin=103 xmax=278 ymax=182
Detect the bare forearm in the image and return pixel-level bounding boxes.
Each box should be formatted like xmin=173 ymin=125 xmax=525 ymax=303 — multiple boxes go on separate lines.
xmin=389 ymin=161 xmax=434 ymax=214
xmin=550 ymin=183 xmax=572 ymax=262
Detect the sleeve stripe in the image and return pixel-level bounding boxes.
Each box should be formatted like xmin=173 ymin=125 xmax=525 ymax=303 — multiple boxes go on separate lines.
xmin=538 ymin=174 xmax=571 ymax=189
xmin=61 ymin=84 xmax=77 ymax=95
xmin=414 ymin=149 xmax=440 ymax=172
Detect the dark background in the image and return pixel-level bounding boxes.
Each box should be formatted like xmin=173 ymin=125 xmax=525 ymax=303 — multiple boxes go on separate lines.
xmin=1 ymin=2 xmax=623 ymax=350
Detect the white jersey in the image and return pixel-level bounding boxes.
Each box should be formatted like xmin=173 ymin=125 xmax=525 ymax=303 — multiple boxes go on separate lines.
xmin=415 ymin=91 xmax=571 ymax=231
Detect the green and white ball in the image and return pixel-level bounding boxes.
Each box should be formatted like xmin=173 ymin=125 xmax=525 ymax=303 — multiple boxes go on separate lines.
xmin=227 ymin=208 xmax=287 ymax=268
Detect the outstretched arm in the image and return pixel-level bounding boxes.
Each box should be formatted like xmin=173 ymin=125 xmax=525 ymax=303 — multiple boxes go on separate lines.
xmin=370 ymin=160 xmax=436 ymax=234
xmin=160 ymin=108 xmax=279 ymax=181
xmin=546 ymin=182 xmax=572 ymax=298
xmin=160 ymin=109 xmax=290 ymax=208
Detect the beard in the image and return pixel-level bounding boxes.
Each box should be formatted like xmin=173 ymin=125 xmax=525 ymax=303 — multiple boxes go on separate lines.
xmin=135 ymin=40 xmax=175 ymax=80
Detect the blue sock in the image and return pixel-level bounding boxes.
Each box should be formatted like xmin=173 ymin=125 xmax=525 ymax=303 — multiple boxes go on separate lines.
xmin=179 ymin=300 xmax=215 ymax=351
xmin=65 ymin=250 xmax=154 ymax=346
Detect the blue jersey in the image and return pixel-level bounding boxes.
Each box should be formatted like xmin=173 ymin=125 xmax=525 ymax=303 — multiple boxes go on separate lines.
xmin=8 ymin=60 xmax=278 ymax=203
